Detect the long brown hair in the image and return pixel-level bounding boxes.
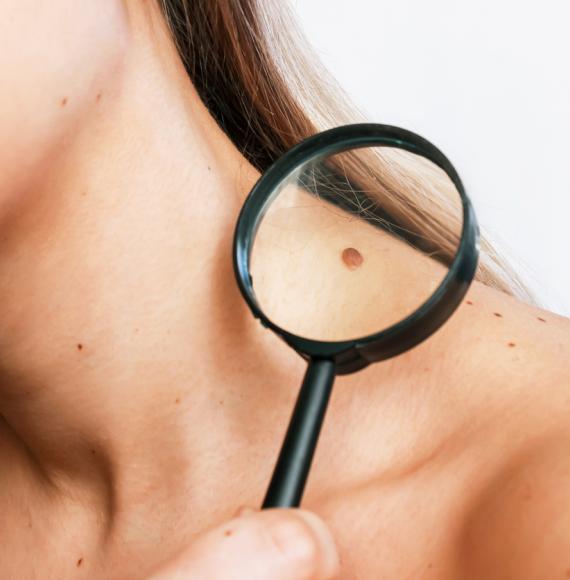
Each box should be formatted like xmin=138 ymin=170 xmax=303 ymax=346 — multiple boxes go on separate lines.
xmin=158 ymin=0 xmax=534 ymax=301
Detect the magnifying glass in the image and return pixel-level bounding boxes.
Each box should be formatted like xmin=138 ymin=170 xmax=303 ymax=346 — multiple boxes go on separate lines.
xmin=233 ymin=123 xmax=479 ymax=509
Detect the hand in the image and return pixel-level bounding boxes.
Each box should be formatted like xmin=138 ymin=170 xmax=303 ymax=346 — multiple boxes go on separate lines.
xmin=147 ymin=507 xmax=340 ymax=579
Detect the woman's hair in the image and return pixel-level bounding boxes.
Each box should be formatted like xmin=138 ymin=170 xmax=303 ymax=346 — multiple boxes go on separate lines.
xmin=158 ymin=0 xmax=534 ymax=302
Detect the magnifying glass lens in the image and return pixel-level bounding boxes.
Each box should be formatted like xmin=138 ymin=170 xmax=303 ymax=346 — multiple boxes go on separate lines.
xmin=250 ymin=146 xmax=464 ymax=341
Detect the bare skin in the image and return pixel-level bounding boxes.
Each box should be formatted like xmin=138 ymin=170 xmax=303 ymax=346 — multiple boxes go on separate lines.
xmin=1 ymin=2 xmax=570 ymax=579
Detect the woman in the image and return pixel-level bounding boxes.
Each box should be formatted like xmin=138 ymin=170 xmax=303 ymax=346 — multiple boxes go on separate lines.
xmin=1 ymin=1 xmax=569 ymax=578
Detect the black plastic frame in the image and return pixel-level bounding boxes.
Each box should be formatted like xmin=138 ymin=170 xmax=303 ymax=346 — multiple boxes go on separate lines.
xmin=233 ymin=123 xmax=480 ymax=375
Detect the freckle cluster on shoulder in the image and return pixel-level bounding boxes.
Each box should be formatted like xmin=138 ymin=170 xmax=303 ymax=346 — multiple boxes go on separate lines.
xmin=461 ymin=300 xmax=551 ymax=350
xmin=463 ymin=300 xmax=549 ymax=326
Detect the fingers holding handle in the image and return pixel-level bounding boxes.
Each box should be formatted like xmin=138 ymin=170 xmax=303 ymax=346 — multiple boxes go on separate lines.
xmin=147 ymin=508 xmax=340 ymax=580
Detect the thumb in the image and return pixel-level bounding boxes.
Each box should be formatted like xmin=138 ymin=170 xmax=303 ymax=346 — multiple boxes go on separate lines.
xmin=147 ymin=508 xmax=340 ymax=580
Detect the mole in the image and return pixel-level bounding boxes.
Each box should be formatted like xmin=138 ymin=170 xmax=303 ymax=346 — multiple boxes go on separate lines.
xmin=537 ymin=317 xmax=547 ymax=323
xmin=493 ymin=312 xmax=503 ymax=318
xmin=61 ymin=97 xmax=68 ymax=107
xmin=508 ymin=342 xmax=516 ymax=348
xmin=224 ymin=529 xmax=233 ymax=537
xmin=77 ymin=343 xmax=83 ymax=351
xmin=175 ymin=398 xmax=180 ymax=404
xmin=341 ymin=247 xmax=363 ymax=270
xmin=466 ymin=300 xmax=474 ymax=305
xmin=76 ymin=558 xmax=83 ymax=568
xmin=96 ymin=93 xmax=102 ymax=103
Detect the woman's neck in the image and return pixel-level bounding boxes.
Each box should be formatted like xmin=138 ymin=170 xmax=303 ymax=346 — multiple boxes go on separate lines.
xmin=0 ymin=0 xmax=265 ymax=531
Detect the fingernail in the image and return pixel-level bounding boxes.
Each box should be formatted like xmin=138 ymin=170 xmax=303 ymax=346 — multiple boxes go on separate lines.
xmin=269 ymin=510 xmax=340 ymax=577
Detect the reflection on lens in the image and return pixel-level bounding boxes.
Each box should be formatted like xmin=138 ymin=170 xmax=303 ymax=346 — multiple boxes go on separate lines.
xmin=250 ymin=146 xmax=463 ymax=341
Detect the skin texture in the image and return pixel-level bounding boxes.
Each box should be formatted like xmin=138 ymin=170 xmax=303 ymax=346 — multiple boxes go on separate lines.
xmin=1 ymin=1 xmax=570 ymax=578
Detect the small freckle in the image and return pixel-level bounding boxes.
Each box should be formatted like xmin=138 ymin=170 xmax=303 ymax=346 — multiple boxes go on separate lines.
xmin=537 ymin=317 xmax=547 ymax=323
xmin=90 ymin=449 xmax=96 ymax=455
xmin=224 ymin=529 xmax=233 ymax=537
xmin=341 ymin=247 xmax=364 ymax=270
xmin=96 ymin=93 xmax=102 ymax=102
xmin=77 ymin=343 xmax=83 ymax=351
xmin=493 ymin=312 xmax=503 ymax=318
xmin=466 ymin=300 xmax=474 ymax=305
xmin=76 ymin=558 xmax=83 ymax=567
xmin=175 ymin=398 xmax=180 ymax=404
xmin=508 ymin=342 xmax=516 ymax=348
xmin=61 ymin=97 xmax=68 ymax=107
xmin=207 ymin=165 xmax=211 ymax=171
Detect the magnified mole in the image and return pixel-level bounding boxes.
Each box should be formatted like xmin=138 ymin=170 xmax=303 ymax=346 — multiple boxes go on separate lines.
xmin=341 ymin=247 xmax=363 ymax=270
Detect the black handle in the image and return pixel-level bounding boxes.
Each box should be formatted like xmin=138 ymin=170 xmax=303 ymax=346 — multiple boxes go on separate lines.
xmin=262 ymin=358 xmax=336 ymax=508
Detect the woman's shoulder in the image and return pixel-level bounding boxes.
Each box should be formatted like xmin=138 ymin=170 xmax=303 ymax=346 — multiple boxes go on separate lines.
xmin=312 ymin=282 xmax=569 ymax=578
xmin=455 ymin=284 xmax=570 ymax=577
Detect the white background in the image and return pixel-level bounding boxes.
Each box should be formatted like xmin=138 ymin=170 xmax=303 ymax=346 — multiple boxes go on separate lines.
xmin=293 ymin=0 xmax=570 ymax=316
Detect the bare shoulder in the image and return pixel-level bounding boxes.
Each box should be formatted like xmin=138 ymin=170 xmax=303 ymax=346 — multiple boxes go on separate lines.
xmin=459 ymin=429 xmax=570 ymax=579
xmin=455 ymin=284 xmax=570 ymax=578
xmin=441 ymin=283 xmax=570 ymax=577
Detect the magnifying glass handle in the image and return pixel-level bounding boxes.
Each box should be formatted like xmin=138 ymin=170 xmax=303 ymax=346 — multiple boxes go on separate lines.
xmin=262 ymin=358 xmax=336 ymax=509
